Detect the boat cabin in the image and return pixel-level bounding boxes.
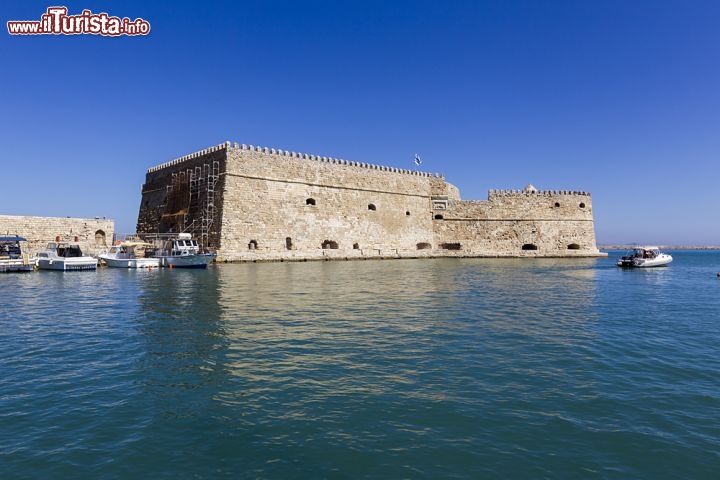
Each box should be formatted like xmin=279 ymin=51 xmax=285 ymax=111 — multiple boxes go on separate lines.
xmin=631 ymin=247 xmax=660 ymax=259
xmin=0 ymin=236 xmax=25 ymax=260
xmin=44 ymin=242 xmax=86 ymax=257
xmin=164 ymin=233 xmax=201 ymax=257
xmin=0 ymin=236 xmax=34 ymax=272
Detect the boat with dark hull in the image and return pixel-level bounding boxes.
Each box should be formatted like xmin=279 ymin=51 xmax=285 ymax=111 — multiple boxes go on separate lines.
xmin=0 ymin=236 xmax=34 ymax=272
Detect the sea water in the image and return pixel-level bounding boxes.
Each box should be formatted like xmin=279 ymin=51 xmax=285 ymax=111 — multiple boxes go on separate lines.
xmin=1 ymin=251 xmax=719 ymax=479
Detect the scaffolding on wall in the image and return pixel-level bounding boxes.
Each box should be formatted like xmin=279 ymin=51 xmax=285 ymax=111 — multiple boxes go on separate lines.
xmin=186 ymin=161 xmax=220 ymax=249
xmin=158 ymin=160 xmax=220 ymax=250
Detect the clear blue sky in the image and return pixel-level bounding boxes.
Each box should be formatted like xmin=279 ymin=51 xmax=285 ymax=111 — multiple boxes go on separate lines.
xmin=2 ymin=0 xmax=719 ymax=244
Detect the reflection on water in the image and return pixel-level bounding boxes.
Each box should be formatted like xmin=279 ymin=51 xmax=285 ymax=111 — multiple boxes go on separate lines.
xmin=3 ymin=254 xmax=719 ymax=479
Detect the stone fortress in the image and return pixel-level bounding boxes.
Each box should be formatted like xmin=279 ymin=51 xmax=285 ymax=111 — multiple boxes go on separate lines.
xmin=137 ymin=141 xmax=605 ymax=262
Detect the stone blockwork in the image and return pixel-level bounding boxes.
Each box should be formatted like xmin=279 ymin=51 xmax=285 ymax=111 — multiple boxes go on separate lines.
xmin=0 ymin=215 xmax=115 ymax=256
xmin=137 ymin=142 xmax=605 ymax=261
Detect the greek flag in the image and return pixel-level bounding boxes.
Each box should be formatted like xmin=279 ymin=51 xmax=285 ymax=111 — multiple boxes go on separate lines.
xmin=414 ymin=153 xmax=422 ymax=165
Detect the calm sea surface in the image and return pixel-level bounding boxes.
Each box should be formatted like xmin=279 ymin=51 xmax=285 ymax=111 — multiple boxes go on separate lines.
xmin=1 ymin=251 xmax=719 ymax=479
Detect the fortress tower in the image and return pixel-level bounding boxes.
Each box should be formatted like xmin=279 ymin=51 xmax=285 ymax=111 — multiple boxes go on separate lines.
xmin=136 ymin=142 xmax=604 ymax=261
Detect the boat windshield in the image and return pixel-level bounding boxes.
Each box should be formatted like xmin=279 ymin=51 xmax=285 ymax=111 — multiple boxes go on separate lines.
xmin=0 ymin=242 xmax=22 ymax=259
xmin=634 ymin=248 xmax=658 ymax=259
xmin=58 ymin=245 xmax=84 ymax=257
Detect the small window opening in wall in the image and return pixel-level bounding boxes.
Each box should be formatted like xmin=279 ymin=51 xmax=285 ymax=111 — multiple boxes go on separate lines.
xmin=405 ymin=210 xmax=411 ymax=216
xmin=522 ymin=243 xmax=538 ymax=251
xmin=434 ymin=214 xmax=444 ymax=220
xmin=306 ymin=198 xmax=316 ymax=206
xmin=248 ymin=240 xmax=258 ymax=250
xmin=416 ymin=242 xmax=431 ymax=250
xmin=567 ymin=243 xmax=580 ymax=250
xmin=368 ymin=204 xmax=376 ymax=211
xmin=94 ymin=230 xmax=106 ymax=246
xmin=353 ymin=243 xmax=359 ymax=249
xmin=440 ymin=242 xmax=462 ymax=250
xmin=579 ymin=202 xmax=586 ymax=208
xmin=286 ymin=237 xmax=293 ymax=250
xmin=554 ymin=202 xmax=560 ymax=208
xmin=322 ymin=240 xmax=339 ymax=249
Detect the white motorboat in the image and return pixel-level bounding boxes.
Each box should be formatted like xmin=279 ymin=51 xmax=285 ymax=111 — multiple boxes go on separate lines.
xmin=153 ymin=233 xmax=214 ymax=268
xmin=99 ymin=241 xmax=160 ymax=268
xmin=36 ymin=241 xmax=97 ymax=271
xmin=0 ymin=236 xmax=34 ymax=272
xmin=617 ymin=246 xmax=672 ymax=268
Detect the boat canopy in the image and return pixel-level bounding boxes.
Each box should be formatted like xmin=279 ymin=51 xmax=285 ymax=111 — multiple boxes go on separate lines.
xmin=0 ymin=236 xmax=27 ymax=242
xmin=119 ymin=241 xmax=154 ymax=247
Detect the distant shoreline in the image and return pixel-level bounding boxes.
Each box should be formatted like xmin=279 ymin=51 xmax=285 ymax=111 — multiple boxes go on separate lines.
xmin=600 ymin=245 xmax=720 ymax=251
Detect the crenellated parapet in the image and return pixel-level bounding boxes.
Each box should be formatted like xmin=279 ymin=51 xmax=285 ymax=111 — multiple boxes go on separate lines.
xmin=228 ymin=142 xmax=440 ymax=178
xmin=147 ymin=141 xmax=230 ymax=173
xmin=489 ymin=189 xmax=591 ymax=197
xmin=145 ymin=140 xmax=444 ymax=178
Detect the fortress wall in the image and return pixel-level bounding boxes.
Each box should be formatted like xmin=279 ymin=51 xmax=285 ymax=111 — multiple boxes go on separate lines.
xmin=217 ymin=145 xmax=434 ymax=261
xmin=432 ymin=219 xmax=599 ymax=256
xmin=0 ymin=215 xmax=114 ymax=256
xmin=136 ymin=142 xmax=605 ymax=260
xmin=486 ymin=190 xmax=594 ymax=220
xmin=442 ymin=191 xmax=595 ymax=221
xmin=224 ymin=145 xmax=433 ymax=196
xmin=430 ymin=177 xmax=460 ymax=200
xmin=433 ymin=191 xmax=599 ymax=255
xmin=137 ymin=144 xmax=227 ymax=235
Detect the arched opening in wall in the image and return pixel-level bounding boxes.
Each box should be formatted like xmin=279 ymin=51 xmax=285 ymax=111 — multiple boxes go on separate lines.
xmin=286 ymin=237 xmax=293 ymax=250
xmin=353 ymin=243 xmax=359 ymax=250
xmin=554 ymin=202 xmax=560 ymax=208
xmin=522 ymin=243 xmax=538 ymax=251
xmin=322 ymin=240 xmax=339 ymax=249
xmin=94 ymin=230 xmax=106 ymax=246
xmin=567 ymin=243 xmax=581 ymax=250
xmin=579 ymin=202 xmax=586 ymax=208
xmin=248 ymin=240 xmax=258 ymax=250
xmin=416 ymin=242 xmax=431 ymax=250
xmin=306 ymin=198 xmax=316 ymax=206
xmin=434 ymin=214 xmax=444 ymax=220
xmin=440 ymin=242 xmax=462 ymax=250
xmin=368 ymin=204 xmax=376 ymax=211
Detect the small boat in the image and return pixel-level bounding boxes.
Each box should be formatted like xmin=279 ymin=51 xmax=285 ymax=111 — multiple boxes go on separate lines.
xmin=154 ymin=233 xmax=214 ymax=268
xmin=36 ymin=241 xmax=98 ymax=271
xmin=0 ymin=236 xmax=34 ymax=272
xmin=617 ymin=246 xmax=672 ymax=268
xmin=99 ymin=241 xmax=160 ymax=268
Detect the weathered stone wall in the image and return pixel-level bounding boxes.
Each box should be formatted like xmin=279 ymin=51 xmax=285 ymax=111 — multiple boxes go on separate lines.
xmin=0 ymin=215 xmax=115 ymax=256
xmin=137 ymin=143 xmax=226 ymax=248
xmin=136 ymin=142 xmax=604 ymax=261
xmin=217 ymin=144 xmax=435 ymax=261
xmin=432 ymin=190 xmax=599 ymax=255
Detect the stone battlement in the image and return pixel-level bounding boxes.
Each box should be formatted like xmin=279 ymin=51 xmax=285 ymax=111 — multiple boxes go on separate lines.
xmin=147 ymin=141 xmax=442 ymax=179
xmin=489 ymin=188 xmax=591 ymax=197
xmin=147 ymin=141 xmax=229 ymax=173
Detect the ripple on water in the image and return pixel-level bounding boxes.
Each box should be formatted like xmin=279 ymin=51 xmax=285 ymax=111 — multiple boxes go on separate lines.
xmin=1 ymin=256 xmax=719 ymax=478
